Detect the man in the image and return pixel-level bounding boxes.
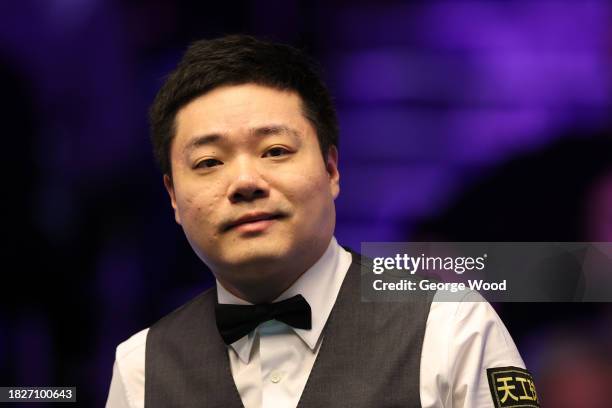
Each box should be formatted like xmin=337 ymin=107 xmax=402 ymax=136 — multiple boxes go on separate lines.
xmin=106 ymin=35 xmax=536 ymax=407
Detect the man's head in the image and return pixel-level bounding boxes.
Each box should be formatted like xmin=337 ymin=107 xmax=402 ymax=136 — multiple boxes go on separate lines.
xmin=150 ymin=36 xmax=340 ymax=302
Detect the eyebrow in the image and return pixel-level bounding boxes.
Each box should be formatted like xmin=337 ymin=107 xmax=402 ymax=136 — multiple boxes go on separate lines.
xmin=182 ymin=125 xmax=301 ymax=155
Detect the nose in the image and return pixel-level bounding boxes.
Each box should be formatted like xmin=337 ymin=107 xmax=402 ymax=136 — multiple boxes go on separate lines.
xmin=227 ymin=157 xmax=270 ymax=203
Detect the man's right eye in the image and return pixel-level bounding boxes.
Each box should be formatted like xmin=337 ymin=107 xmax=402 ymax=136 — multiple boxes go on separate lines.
xmin=195 ymin=158 xmax=223 ymax=169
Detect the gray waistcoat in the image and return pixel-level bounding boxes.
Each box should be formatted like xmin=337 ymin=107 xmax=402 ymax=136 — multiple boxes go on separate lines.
xmin=145 ymin=252 xmax=434 ymax=407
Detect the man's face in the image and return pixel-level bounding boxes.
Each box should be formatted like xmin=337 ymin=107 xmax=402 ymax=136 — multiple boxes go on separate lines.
xmin=165 ymin=83 xmax=339 ymax=290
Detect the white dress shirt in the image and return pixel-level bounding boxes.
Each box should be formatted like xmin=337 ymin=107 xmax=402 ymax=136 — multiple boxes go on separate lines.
xmin=106 ymin=237 xmax=525 ymax=408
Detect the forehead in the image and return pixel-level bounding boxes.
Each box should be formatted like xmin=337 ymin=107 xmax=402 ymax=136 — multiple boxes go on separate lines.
xmin=174 ymin=83 xmax=308 ymax=143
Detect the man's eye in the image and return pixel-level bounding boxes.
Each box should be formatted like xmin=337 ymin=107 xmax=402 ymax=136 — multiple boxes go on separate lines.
xmin=263 ymin=147 xmax=290 ymax=158
xmin=195 ymin=158 xmax=223 ymax=169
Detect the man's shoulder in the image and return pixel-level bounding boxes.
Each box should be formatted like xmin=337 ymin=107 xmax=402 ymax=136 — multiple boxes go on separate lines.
xmin=110 ymin=286 xmax=218 ymax=405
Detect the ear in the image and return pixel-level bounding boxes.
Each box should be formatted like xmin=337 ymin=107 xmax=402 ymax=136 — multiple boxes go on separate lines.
xmin=325 ymin=145 xmax=340 ymax=199
xmin=163 ymin=174 xmax=182 ymax=225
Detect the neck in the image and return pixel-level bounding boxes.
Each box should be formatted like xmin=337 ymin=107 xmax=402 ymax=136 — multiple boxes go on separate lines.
xmin=215 ymin=241 xmax=330 ymax=304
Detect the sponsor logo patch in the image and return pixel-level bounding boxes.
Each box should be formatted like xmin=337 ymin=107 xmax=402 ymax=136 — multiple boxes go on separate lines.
xmin=487 ymin=366 xmax=539 ymax=408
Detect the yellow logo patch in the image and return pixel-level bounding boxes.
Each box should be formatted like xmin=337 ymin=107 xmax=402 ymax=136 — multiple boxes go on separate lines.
xmin=487 ymin=366 xmax=539 ymax=408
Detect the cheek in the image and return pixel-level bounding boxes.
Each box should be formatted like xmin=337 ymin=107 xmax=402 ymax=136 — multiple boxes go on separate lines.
xmin=176 ymin=186 xmax=224 ymax=228
xmin=282 ymin=170 xmax=334 ymax=213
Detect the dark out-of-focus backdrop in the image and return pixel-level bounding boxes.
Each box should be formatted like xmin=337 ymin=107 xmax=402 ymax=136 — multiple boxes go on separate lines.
xmin=1 ymin=1 xmax=611 ymax=406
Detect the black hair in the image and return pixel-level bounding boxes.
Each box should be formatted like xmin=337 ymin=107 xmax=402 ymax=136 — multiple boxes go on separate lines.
xmin=150 ymin=34 xmax=338 ymax=175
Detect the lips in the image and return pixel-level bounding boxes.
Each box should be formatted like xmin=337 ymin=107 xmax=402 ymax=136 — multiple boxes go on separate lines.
xmin=223 ymin=212 xmax=283 ymax=232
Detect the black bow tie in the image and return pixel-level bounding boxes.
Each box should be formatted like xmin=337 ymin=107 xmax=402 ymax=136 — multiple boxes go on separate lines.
xmin=215 ymin=294 xmax=312 ymax=345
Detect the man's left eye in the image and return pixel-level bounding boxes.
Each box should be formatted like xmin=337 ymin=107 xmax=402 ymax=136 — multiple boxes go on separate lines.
xmin=263 ymin=147 xmax=290 ymax=157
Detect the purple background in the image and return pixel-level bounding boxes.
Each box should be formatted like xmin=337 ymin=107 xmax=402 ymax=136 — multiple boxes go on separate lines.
xmin=1 ymin=0 xmax=611 ymax=406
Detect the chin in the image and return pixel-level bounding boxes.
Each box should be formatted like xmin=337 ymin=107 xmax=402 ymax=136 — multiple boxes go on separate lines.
xmin=224 ymin=241 xmax=294 ymax=266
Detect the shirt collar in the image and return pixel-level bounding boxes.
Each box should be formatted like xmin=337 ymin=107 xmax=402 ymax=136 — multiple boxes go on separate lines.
xmin=216 ymin=236 xmax=353 ymax=364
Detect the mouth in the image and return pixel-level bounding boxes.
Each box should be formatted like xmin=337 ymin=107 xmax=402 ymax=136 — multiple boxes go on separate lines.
xmin=223 ymin=212 xmax=285 ymax=232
